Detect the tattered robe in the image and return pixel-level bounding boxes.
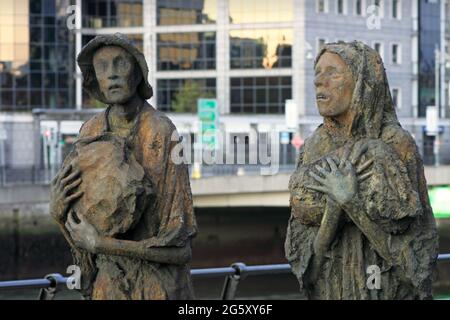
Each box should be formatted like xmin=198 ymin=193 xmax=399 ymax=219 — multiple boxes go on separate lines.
xmin=285 ymin=42 xmax=438 ymax=300
xmin=58 ymin=103 xmax=197 ymax=300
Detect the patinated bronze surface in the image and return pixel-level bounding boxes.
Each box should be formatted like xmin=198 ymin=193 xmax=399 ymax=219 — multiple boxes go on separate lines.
xmin=285 ymin=41 xmax=438 ymax=299
xmin=49 ymin=34 xmax=197 ymax=300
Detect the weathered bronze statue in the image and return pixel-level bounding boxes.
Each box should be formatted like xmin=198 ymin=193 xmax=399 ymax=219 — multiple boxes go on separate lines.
xmin=49 ymin=34 xmax=197 ymax=300
xmin=285 ymin=41 xmax=438 ymax=299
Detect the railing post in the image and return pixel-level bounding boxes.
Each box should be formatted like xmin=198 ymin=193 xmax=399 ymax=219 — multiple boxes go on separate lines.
xmin=221 ymin=262 xmax=247 ymax=300
xmin=37 ymin=273 xmax=66 ymax=300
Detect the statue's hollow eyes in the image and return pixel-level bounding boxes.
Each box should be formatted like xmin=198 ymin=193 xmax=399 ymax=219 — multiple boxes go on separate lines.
xmin=96 ymin=60 xmax=108 ymax=73
xmin=325 ymin=71 xmax=342 ymax=78
xmin=315 ymin=70 xmax=343 ymax=81
xmin=115 ymin=57 xmax=131 ymax=72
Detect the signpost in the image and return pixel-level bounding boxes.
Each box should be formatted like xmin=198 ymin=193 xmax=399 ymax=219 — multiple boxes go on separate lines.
xmin=198 ymin=98 xmax=219 ymax=150
xmin=291 ymin=134 xmax=304 ymax=150
xmin=285 ymin=99 xmax=298 ymax=131
xmin=280 ymin=132 xmax=290 ymax=145
xmin=426 ymin=105 xmax=439 ymax=136
xmin=285 ymin=99 xmax=302 ymax=162
xmin=193 ymin=99 xmax=219 ymax=179
xmin=426 ymin=105 xmax=440 ymax=166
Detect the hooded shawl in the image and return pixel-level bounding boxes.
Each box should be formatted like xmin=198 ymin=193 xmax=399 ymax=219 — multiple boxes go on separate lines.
xmin=285 ymin=41 xmax=438 ymax=299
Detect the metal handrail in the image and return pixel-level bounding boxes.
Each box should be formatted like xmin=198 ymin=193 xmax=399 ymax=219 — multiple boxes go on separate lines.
xmin=190 ymin=263 xmax=292 ymax=279
xmin=0 ymin=279 xmax=54 ymax=290
xmin=0 ymin=254 xmax=449 ymax=300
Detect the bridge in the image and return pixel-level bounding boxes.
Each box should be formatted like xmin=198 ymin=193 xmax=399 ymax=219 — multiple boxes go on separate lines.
xmin=1 ymin=165 xmax=450 ymax=207
xmin=192 ymin=165 xmax=450 ymax=207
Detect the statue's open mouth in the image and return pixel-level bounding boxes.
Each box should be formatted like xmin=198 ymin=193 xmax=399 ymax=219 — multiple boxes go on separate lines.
xmin=316 ymin=93 xmax=328 ymax=101
xmin=109 ymin=84 xmax=122 ymax=91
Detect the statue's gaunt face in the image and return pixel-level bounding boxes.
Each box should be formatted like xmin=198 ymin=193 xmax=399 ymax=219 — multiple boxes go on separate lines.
xmin=314 ymin=52 xmax=355 ymax=120
xmin=93 ymin=45 xmax=141 ymax=104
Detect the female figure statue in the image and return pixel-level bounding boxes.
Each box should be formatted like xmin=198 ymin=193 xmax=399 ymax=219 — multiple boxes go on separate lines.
xmin=285 ymin=41 xmax=438 ymax=299
xmin=49 ymin=34 xmax=197 ymax=300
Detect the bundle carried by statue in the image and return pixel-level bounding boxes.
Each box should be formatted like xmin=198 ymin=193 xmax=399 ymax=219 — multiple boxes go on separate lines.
xmin=61 ymin=132 xmax=153 ymax=237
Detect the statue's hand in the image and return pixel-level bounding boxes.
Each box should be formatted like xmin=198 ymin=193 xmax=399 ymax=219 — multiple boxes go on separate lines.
xmin=307 ymin=157 xmax=358 ymax=206
xmin=340 ymin=142 xmax=374 ymax=183
xmin=326 ymin=142 xmax=374 ymax=183
xmin=50 ymin=161 xmax=83 ymax=223
xmin=65 ymin=211 xmax=100 ymax=254
xmin=305 ymin=142 xmax=375 ymax=205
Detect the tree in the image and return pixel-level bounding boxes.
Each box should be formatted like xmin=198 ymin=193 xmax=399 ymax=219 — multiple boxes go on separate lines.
xmin=172 ymin=80 xmax=214 ymax=113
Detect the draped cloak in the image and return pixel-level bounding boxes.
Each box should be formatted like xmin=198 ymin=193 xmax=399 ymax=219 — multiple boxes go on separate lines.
xmin=57 ymin=103 xmax=197 ymax=300
xmin=285 ymin=42 xmax=438 ymax=299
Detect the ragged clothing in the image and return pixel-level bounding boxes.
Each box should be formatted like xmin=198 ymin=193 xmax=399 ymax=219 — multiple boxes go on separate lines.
xmin=59 ymin=103 xmax=197 ymax=300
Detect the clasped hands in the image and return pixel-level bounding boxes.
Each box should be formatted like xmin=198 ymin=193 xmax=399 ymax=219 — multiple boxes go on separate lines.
xmin=306 ymin=142 xmax=374 ymax=206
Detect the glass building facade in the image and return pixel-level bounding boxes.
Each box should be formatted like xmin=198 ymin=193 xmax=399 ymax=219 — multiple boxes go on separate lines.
xmin=230 ymin=29 xmax=292 ymax=69
xmin=228 ymin=0 xmax=293 ymax=23
xmin=82 ymin=0 xmax=143 ymax=28
xmin=155 ymin=0 xmax=294 ymax=114
xmin=157 ymin=78 xmax=216 ymax=112
xmin=0 ymin=0 xmax=73 ymax=111
xmin=3 ymin=0 xmax=450 ymax=167
xmin=156 ymin=0 xmax=217 ymax=25
xmin=1 ymin=0 xmax=294 ymax=114
xmin=157 ymin=32 xmax=216 ymax=71
xmin=0 ymin=0 xmax=425 ymax=119
xmin=230 ymin=76 xmax=292 ymax=114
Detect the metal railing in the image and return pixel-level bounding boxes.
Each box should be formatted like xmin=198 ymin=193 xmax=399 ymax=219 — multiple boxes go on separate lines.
xmin=0 ymin=254 xmax=449 ymax=300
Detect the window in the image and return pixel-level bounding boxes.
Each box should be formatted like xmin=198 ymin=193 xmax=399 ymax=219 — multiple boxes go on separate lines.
xmin=230 ymin=76 xmax=292 ymax=114
xmin=230 ymin=29 xmax=292 ymax=69
xmin=125 ymin=34 xmax=144 ymax=53
xmin=157 ymin=32 xmax=216 ymax=71
xmin=82 ymin=0 xmax=143 ymax=28
xmin=392 ymin=0 xmax=401 ymax=19
xmin=336 ymin=0 xmax=347 ymax=14
xmin=1 ymin=0 xmax=73 ymax=111
xmin=156 ymin=78 xmax=216 ymax=112
xmin=317 ymin=0 xmax=329 ymax=13
xmin=229 ymin=0 xmax=293 ymax=23
xmin=157 ymin=0 xmax=217 ymax=25
xmin=391 ymin=43 xmax=401 ymax=64
xmin=373 ymin=41 xmax=384 ymax=60
xmin=354 ymin=0 xmax=365 ymax=16
xmin=392 ymin=88 xmax=401 ymax=109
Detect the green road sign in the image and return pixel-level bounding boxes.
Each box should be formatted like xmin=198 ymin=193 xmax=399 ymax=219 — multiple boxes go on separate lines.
xmin=428 ymin=186 xmax=450 ymax=219
xmin=198 ymin=99 xmax=218 ymax=113
xmin=198 ymin=99 xmax=218 ymax=149
xmin=199 ymin=111 xmax=216 ymax=122
xmin=201 ymin=123 xmax=216 ymax=132
xmin=198 ymin=99 xmax=217 ymax=109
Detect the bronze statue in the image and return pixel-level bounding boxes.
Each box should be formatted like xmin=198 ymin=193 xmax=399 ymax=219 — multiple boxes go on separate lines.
xmin=285 ymin=41 xmax=438 ymax=299
xmin=49 ymin=34 xmax=197 ymax=300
